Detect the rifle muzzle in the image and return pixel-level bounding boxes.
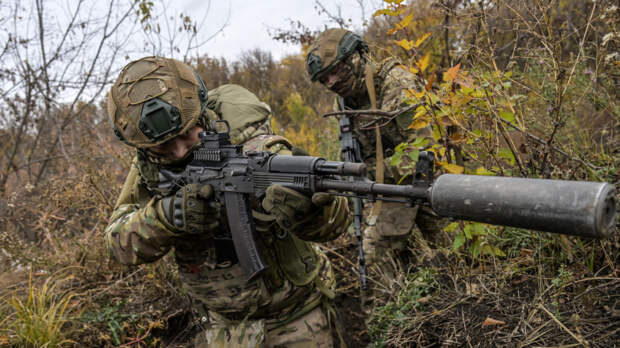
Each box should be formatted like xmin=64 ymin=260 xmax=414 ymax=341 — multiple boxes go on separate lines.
xmin=430 ymin=174 xmax=618 ymax=238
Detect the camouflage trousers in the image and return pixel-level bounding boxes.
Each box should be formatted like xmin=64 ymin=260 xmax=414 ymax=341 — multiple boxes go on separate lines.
xmin=192 ymin=305 xmax=335 ymax=347
xmin=362 ymin=201 xmax=442 ymax=274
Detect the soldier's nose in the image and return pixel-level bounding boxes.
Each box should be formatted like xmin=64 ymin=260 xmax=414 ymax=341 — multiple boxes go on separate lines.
xmin=170 ymin=140 xmax=190 ymax=159
xmin=326 ymin=73 xmax=340 ymax=87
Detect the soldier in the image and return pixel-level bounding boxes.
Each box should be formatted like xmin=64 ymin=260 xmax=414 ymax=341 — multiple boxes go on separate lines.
xmin=105 ymin=56 xmax=350 ymax=347
xmin=305 ymin=29 xmax=443 ymax=297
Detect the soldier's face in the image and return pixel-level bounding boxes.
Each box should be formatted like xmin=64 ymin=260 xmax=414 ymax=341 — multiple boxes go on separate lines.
xmin=321 ymin=69 xmax=341 ymax=88
xmin=150 ymin=126 xmax=204 ymax=160
xmin=318 ymin=60 xmax=358 ymax=97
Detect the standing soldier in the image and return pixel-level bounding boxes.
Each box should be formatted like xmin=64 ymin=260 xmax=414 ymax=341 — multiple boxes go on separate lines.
xmin=105 ymin=56 xmax=350 ymax=347
xmin=305 ymin=29 xmax=444 ymax=304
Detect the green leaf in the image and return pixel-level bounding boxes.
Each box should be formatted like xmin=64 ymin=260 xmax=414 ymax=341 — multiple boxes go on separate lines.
xmin=498 ymin=148 xmax=515 ymax=165
xmin=453 ymin=233 xmax=466 ymax=250
xmin=481 ymin=244 xmax=495 ymax=256
xmin=391 ymin=151 xmax=403 ymax=166
xmin=443 ymin=222 xmax=459 ymax=233
xmin=499 ymin=110 xmax=515 ymax=123
xmin=407 ymin=149 xmax=420 ymax=161
xmin=471 ymin=89 xmax=486 ymax=98
xmin=395 ymin=142 xmax=408 ymax=152
xmin=470 ymin=240 xmax=482 ymax=258
xmin=464 ymin=224 xmax=473 ymax=239
xmin=411 ymin=137 xmax=430 ymax=148
xmin=470 ymin=222 xmax=486 ymax=236
xmin=465 ymin=222 xmax=486 ymax=238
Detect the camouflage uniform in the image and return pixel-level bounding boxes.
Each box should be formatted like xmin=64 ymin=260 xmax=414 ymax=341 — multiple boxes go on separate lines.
xmin=306 ymin=29 xmax=442 ymax=275
xmin=105 ymin=57 xmax=349 ymax=347
xmin=335 ymin=58 xmax=441 ymax=268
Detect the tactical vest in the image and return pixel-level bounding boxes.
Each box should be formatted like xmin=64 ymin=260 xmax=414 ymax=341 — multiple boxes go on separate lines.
xmin=340 ymin=58 xmax=412 ymax=180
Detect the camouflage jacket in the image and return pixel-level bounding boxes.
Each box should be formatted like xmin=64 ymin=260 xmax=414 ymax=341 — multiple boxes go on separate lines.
xmin=335 ymin=58 xmax=434 ymax=184
xmin=105 ymin=117 xmax=349 ymax=327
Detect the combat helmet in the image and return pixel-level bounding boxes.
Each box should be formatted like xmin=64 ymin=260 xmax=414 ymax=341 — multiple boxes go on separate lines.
xmin=107 ymin=56 xmax=208 ymax=149
xmin=306 ymin=28 xmax=368 ymax=82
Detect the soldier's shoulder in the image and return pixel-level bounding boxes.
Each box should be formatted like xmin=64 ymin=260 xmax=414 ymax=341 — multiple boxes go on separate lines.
xmin=376 ymin=57 xmax=402 ymax=73
xmin=242 ymin=134 xmax=293 ymax=154
xmin=378 ymin=58 xmax=424 ymax=94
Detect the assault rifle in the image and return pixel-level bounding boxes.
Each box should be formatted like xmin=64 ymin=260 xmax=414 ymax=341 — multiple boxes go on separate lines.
xmin=168 ymin=121 xmax=617 ymax=282
xmin=338 ymin=97 xmax=368 ymax=290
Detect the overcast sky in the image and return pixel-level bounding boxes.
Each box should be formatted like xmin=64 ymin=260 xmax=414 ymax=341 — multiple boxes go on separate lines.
xmin=178 ymin=0 xmax=379 ymax=61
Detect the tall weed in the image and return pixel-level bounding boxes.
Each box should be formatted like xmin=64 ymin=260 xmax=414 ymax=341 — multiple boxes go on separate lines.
xmin=0 ymin=270 xmax=80 ymax=348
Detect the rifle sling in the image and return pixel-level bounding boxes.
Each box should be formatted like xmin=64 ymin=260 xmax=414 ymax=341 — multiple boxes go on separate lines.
xmin=365 ymin=61 xmax=383 ymax=218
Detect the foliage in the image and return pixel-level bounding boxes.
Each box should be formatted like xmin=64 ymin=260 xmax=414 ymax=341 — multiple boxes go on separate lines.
xmin=0 ymin=270 xmax=79 ymax=348
xmin=0 ymin=0 xmax=617 ymax=346
xmin=371 ymin=0 xmax=618 ymax=262
xmin=368 ymin=267 xmax=438 ymax=347
xmin=271 ymin=93 xmax=341 ymax=159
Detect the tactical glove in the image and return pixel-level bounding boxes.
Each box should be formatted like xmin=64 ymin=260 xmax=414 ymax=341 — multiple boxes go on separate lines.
xmin=158 ymin=183 xmax=220 ymax=234
xmin=261 ymin=184 xmax=334 ymax=232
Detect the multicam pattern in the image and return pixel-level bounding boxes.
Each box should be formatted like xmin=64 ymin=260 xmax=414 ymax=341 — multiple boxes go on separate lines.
xmin=107 ymin=56 xmax=205 ymax=149
xmin=194 ymin=305 xmax=334 ymax=347
xmin=332 ymin=58 xmax=442 ymax=271
xmin=105 ymin=131 xmax=348 ymax=345
xmin=336 ymin=57 xmax=435 ymax=184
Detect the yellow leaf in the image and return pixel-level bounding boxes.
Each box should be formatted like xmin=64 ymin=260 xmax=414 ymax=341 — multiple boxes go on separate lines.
xmin=413 ymin=108 xmax=427 ymax=119
xmin=414 ymin=32 xmax=431 ymax=48
xmin=443 ymin=63 xmax=461 ymax=82
xmin=475 ymin=167 xmax=494 ymax=176
xmin=394 ymin=39 xmax=414 ymax=50
xmin=399 ymin=64 xmax=418 ymax=74
xmin=408 ymin=117 xmax=430 ymax=130
xmin=438 ymin=161 xmax=464 ymax=174
xmin=399 ymin=13 xmax=414 ymax=28
xmin=373 ymin=9 xmax=391 ymax=17
xmin=405 ymin=88 xmax=424 ymax=101
xmin=452 ymin=94 xmax=472 ymax=107
xmin=482 ymin=317 xmax=506 ymax=327
xmin=417 ymin=53 xmax=430 ymax=72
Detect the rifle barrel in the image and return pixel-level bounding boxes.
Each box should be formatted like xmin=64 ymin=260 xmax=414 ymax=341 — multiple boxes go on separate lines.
xmin=430 ymin=174 xmax=617 ymax=238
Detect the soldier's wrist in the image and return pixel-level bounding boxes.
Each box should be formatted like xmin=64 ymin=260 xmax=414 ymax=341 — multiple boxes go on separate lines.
xmin=156 ymin=196 xmax=183 ymax=233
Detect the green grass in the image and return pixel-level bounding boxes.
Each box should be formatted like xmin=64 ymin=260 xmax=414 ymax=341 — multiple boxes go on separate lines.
xmin=0 ymin=270 xmax=79 ymax=348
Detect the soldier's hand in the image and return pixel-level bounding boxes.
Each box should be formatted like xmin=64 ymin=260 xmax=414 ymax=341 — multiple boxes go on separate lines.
xmin=158 ymin=183 xmax=221 ymax=234
xmin=262 ymin=184 xmax=334 ymax=231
